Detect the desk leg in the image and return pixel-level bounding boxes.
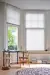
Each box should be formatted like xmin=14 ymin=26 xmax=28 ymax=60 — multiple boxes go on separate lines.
xmin=17 ymin=52 xmax=18 ymax=64
xmin=3 ymin=51 xmax=4 ymax=66
xmin=23 ymin=52 xmax=24 ymax=65
xmin=9 ymin=52 xmax=10 ymax=67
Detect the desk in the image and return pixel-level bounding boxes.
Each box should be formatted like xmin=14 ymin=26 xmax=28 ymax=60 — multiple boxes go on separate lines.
xmin=3 ymin=50 xmax=28 ymax=67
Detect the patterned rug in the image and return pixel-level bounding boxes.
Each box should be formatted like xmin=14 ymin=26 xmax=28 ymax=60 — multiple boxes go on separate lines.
xmin=16 ymin=68 xmax=50 ymax=75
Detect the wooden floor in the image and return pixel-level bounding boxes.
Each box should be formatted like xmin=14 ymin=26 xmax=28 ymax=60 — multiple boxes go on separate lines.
xmin=1 ymin=64 xmax=50 ymax=75
xmin=0 ymin=68 xmax=21 ymax=75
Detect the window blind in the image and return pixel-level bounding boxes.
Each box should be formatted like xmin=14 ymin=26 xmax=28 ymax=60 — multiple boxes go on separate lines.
xmin=6 ymin=4 xmax=20 ymax=25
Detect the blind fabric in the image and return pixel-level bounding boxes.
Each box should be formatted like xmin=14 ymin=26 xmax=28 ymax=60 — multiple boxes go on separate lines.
xmin=26 ymin=13 xmax=44 ymax=50
xmin=6 ymin=5 xmax=20 ymax=25
xmin=26 ymin=14 xmax=44 ymax=28
xmin=26 ymin=29 xmax=44 ymax=50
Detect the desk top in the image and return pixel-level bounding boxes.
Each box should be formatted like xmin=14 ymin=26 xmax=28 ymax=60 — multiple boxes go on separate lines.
xmin=3 ymin=50 xmax=50 ymax=54
xmin=3 ymin=50 xmax=28 ymax=53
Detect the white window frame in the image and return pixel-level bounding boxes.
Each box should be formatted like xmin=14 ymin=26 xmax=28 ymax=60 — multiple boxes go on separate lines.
xmin=6 ymin=22 xmax=20 ymax=51
xmin=25 ymin=12 xmax=45 ymax=51
xmin=5 ymin=4 xmax=20 ymax=51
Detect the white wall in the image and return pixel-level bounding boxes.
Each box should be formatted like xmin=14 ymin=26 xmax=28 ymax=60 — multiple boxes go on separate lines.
xmin=0 ymin=2 xmax=4 ymax=51
xmin=1 ymin=0 xmax=50 ymax=10
xmin=0 ymin=2 xmax=6 ymax=68
xmin=45 ymin=11 xmax=50 ymax=50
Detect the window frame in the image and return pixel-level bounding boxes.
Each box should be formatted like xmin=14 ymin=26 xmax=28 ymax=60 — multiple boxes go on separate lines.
xmin=5 ymin=4 xmax=20 ymax=51
xmin=25 ymin=12 xmax=45 ymax=51
xmin=6 ymin=22 xmax=20 ymax=51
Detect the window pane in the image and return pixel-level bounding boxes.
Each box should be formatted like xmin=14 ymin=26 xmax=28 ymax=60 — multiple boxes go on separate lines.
xmin=26 ymin=13 xmax=44 ymax=28
xmin=26 ymin=21 xmax=38 ymax=28
xmin=38 ymin=21 xmax=44 ymax=28
xmin=38 ymin=14 xmax=44 ymax=21
xmin=26 ymin=29 xmax=44 ymax=50
xmin=8 ymin=26 xmax=18 ymax=50
xmin=26 ymin=14 xmax=38 ymax=21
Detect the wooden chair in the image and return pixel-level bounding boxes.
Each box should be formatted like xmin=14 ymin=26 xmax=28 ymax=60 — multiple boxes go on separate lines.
xmin=19 ymin=52 xmax=29 ymax=66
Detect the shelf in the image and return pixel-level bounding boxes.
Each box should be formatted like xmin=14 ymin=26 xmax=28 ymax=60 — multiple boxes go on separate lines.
xmin=28 ymin=51 xmax=50 ymax=54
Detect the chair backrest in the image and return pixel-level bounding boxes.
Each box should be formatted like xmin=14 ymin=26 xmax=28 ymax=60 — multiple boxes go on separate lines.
xmin=24 ymin=52 xmax=29 ymax=63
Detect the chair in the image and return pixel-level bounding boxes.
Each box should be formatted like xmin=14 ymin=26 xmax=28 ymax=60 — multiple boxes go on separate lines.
xmin=19 ymin=52 xmax=29 ymax=66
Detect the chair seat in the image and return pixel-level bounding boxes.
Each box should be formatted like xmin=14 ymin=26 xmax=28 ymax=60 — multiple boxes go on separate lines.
xmin=19 ymin=57 xmax=29 ymax=64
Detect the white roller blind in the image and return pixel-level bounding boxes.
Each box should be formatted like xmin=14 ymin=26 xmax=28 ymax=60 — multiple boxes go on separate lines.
xmin=26 ymin=14 xmax=44 ymax=28
xmin=6 ymin=5 xmax=20 ymax=25
xmin=26 ymin=13 xmax=45 ymax=50
xmin=26 ymin=29 xmax=44 ymax=50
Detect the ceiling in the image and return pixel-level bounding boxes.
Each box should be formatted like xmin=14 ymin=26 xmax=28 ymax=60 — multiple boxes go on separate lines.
xmin=1 ymin=0 xmax=50 ymax=10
